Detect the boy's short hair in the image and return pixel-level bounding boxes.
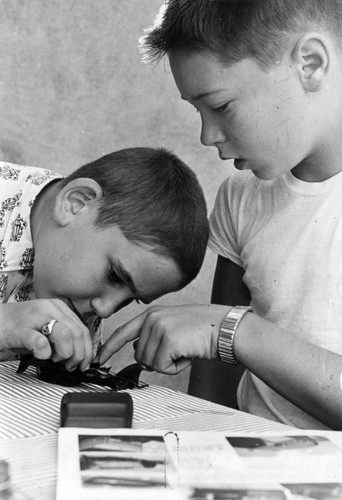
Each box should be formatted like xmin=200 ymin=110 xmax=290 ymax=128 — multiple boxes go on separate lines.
xmin=60 ymin=147 xmax=208 ymax=288
xmin=140 ymin=0 xmax=342 ymax=68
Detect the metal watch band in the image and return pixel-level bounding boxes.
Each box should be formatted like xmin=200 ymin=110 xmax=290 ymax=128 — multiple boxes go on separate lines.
xmin=218 ymin=306 xmax=253 ymax=364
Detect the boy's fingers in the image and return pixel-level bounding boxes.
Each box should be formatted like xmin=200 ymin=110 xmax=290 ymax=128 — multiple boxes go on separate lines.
xmin=50 ymin=304 xmax=89 ymax=340
xmin=79 ymin=333 xmax=94 ymax=372
xmin=134 ymin=328 xmax=161 ymax=366
xmin=137 ymin=332 xmax=191 ymax=374
xmin=44 ymin=320 xmax=93 ymax=371
xmin=24 ymin=331 xmax=52 ymax=359
xmin=49 ymin=323 xmax=74 ymax=362
xmin=98 ymin=316 xmax=145 ymax=364
xmin=149 ymin=342 xmax=192 ymax=374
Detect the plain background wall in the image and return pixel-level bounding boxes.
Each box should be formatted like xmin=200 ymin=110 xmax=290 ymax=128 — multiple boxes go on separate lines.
xmin=0 ymin=0 xmax=233 ymax=392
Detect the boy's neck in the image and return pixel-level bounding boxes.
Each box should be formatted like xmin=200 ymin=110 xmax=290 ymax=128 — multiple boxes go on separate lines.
xmin=30 ymin=180 xmax=61 ymax=244
xmin=291 ymin=148 xmax=342 ymax=183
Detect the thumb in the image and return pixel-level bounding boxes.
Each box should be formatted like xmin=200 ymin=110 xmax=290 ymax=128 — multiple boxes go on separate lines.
xmin=98 ymin=313 xmax=146 ymax=365
xmin=23 ymin=331 xmax=52 ymax=359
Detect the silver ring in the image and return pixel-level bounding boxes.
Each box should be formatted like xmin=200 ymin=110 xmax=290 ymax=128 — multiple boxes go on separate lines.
xmin=41 ymin=319 xmax=57 ymax=337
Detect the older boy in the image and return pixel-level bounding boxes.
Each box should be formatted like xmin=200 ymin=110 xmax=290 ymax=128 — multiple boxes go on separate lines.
xmin=99 ymin=0 xmax=342 ymax=430
xmin=0 ymin=147 xmax=208 ymax=372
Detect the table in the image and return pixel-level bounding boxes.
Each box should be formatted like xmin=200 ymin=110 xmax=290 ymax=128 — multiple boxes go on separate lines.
xmin=0 ymin=361 xmax=290 ymax=500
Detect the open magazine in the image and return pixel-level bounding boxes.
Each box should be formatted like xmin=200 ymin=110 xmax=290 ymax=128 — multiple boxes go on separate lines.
xmin=56 ymin=428 xmax=342 ymax=500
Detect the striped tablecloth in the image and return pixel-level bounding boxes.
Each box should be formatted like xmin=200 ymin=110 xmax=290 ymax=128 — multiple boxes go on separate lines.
xmin=0 ymin=361 xmax=290 ymax=499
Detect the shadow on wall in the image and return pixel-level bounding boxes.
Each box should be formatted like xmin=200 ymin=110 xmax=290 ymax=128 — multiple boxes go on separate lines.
xmin=0 ymin=0 xmax=232 ymax=393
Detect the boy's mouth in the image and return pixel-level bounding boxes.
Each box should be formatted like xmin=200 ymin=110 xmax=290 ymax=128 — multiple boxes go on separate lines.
xmin=218 ymin=153 xmax=237 ymax=162
xmin=218 ymin=153 xmax=233 ymax=160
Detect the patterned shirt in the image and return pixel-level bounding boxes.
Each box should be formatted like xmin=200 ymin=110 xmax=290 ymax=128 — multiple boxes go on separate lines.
xmin=0 ymin=162 xmax=102 ymax=360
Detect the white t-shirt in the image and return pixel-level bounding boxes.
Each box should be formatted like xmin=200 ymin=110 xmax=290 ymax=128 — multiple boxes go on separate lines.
xmin=209 ymin=168 xmax=342 ymax=429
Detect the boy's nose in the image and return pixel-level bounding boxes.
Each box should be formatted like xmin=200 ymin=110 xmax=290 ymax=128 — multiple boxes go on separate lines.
xmin=200 ymin=118 xmax=226 ymax=147
xmin=90 ymin=289 xmax=133 ymax=319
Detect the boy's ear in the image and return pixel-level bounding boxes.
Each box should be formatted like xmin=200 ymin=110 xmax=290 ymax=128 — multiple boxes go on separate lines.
xmin=292 ymin=34 xmax=329 ymax=92
xmin=53 ymin=178 xmax=103 ymax=226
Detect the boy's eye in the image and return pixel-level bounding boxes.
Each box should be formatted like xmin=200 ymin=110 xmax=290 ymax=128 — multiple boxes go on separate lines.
xmin=108 ymin=268 xmax=123 ymax=284
xmin=212 ymin=102 xmax=231 ymax=114
xmin=108 ymin=269 xmax=142 ymax=304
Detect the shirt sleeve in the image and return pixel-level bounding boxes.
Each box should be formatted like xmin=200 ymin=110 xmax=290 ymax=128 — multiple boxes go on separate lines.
xmin=208 ymin=173 xmax=243 ymax=267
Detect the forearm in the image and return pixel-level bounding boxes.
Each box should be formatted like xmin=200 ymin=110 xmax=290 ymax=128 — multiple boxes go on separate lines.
xmin=99 ymin=294 xmax=342 ymax=429
xmin=234 ymin=312 xmax=342 ymax=429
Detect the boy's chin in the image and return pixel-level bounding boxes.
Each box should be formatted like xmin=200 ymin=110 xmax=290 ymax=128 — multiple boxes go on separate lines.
xmin=250 ymin=164 xmax=286 ymax=181
xmin=251 ymin=169 xmax=276 ymax=180
xmin=234 ymin=158 xmax=289 ymax=180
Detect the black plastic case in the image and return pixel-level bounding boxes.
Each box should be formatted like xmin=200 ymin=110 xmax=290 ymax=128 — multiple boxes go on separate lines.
xmin=60 ymin=392 xmax=133 ymax=428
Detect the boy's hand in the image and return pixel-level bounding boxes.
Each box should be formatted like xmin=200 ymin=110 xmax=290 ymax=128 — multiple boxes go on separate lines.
xmin=99 ymin=304 xmax=231 ymax=374
xmin=0 ymin=299 xmax=92 ymax=371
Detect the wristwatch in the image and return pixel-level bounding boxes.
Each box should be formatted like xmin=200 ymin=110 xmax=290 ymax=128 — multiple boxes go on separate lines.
xmin=217 ymin=306 xmax=253 ymax=364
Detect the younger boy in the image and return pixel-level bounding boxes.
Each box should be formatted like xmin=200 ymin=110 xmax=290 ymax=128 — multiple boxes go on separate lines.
xmin=99 ymin=0 xmax=342 ymax=430
xmin=0 ymin=147 xmax=208 ymax=372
